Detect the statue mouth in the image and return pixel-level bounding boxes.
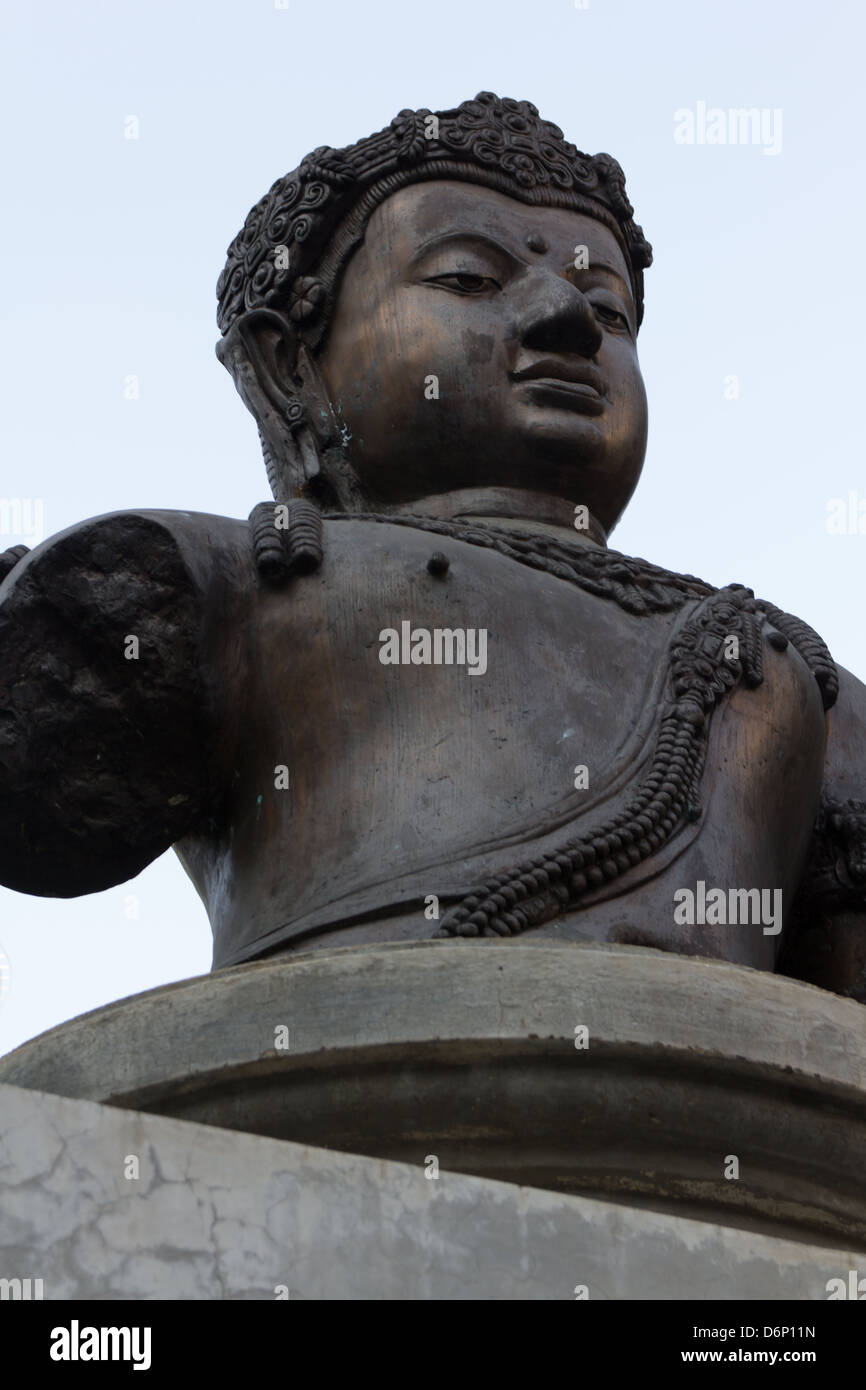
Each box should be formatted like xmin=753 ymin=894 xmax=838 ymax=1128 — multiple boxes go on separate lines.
xmin=510 ymin=359 xmax=607 ymax=415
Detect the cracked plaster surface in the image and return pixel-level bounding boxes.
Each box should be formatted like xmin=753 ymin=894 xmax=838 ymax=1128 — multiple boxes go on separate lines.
xmin=1 ymin=1083 xmax=864 ymax=1300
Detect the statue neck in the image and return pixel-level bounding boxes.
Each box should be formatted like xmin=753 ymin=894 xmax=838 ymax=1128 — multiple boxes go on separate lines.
xmin=383 ymin=487 xmax=608 ymax=548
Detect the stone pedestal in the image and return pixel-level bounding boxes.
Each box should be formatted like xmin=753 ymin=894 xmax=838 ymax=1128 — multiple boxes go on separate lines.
xmin=0 ymin=1080 xmax=861 ymax=1300
xmin=2 ymin=940 xmax=866 ymax=1261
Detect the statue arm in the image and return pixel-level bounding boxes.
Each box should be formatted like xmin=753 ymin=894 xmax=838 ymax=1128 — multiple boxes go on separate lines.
xmin=779 ymin=663 xmax=866 ymax=1001
xmin=0 ymin=510 xmax=224 ymax=897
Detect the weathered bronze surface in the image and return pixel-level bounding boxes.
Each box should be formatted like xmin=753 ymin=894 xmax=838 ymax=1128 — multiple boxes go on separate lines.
xmin=1 ymin=93 xmax=864 ymax=997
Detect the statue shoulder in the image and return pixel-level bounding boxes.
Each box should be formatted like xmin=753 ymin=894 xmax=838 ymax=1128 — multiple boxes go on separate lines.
xmin=0 ymin=506 xmax=250 ymax=590
xmin=777 ymin=662 xmax=866 ymax=1001
xmin=0 ymin=507 xmax=249 ymax=897
xmin=811 ymin=662 xmax=866 ymax=898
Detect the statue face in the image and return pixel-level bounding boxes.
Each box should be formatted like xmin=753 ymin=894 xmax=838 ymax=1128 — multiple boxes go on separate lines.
xmin=316 ymin=180 xmax=648 ymax=531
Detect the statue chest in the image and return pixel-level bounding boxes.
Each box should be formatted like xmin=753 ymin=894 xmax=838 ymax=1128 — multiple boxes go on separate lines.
xmin=239 ymin=522 xmax=680 ymax=839
xmin=208 ymin=520 xmax=827 ymax=967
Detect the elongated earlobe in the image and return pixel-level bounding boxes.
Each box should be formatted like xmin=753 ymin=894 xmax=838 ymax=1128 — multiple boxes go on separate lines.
xmin=217 ymin=309 xmax=370 ymax=511
xmin=216 ymin=310 xmax=329 ymax=500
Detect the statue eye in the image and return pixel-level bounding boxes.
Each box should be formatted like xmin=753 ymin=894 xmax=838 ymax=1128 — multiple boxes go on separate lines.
xmin=427 ymin=272 xmax=499 ymax=294
xmin=591 ymin=301 xmax=630 ymax=331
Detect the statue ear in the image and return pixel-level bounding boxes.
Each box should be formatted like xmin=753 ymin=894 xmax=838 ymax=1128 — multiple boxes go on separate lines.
xmin=216 ymin=308 xmax=336 ymax=499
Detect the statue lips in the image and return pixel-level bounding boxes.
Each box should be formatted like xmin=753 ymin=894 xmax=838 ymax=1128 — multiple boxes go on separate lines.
xmin=511 ymin=358 xmax=607 ymax=415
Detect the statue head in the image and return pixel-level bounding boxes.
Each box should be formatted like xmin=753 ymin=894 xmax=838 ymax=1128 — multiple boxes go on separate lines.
xmin=216 ymin=92 xmax=652 ymax=535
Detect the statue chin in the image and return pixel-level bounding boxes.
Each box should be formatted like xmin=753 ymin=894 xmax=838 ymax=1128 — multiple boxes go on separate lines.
xmin=344 ymin=440 xmax=643 ymax=537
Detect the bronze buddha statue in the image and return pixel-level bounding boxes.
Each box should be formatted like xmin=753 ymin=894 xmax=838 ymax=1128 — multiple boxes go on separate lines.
xmin=1 ymin=93 xmax=864 ymax=999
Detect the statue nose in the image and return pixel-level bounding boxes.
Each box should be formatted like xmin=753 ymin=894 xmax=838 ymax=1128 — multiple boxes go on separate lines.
xmin=518 ymin=273 xmax=604 ymax=359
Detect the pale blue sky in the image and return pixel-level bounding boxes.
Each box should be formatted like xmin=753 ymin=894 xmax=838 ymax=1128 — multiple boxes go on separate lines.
xmin=1 ymin=0 xmax=864 ymax=1052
